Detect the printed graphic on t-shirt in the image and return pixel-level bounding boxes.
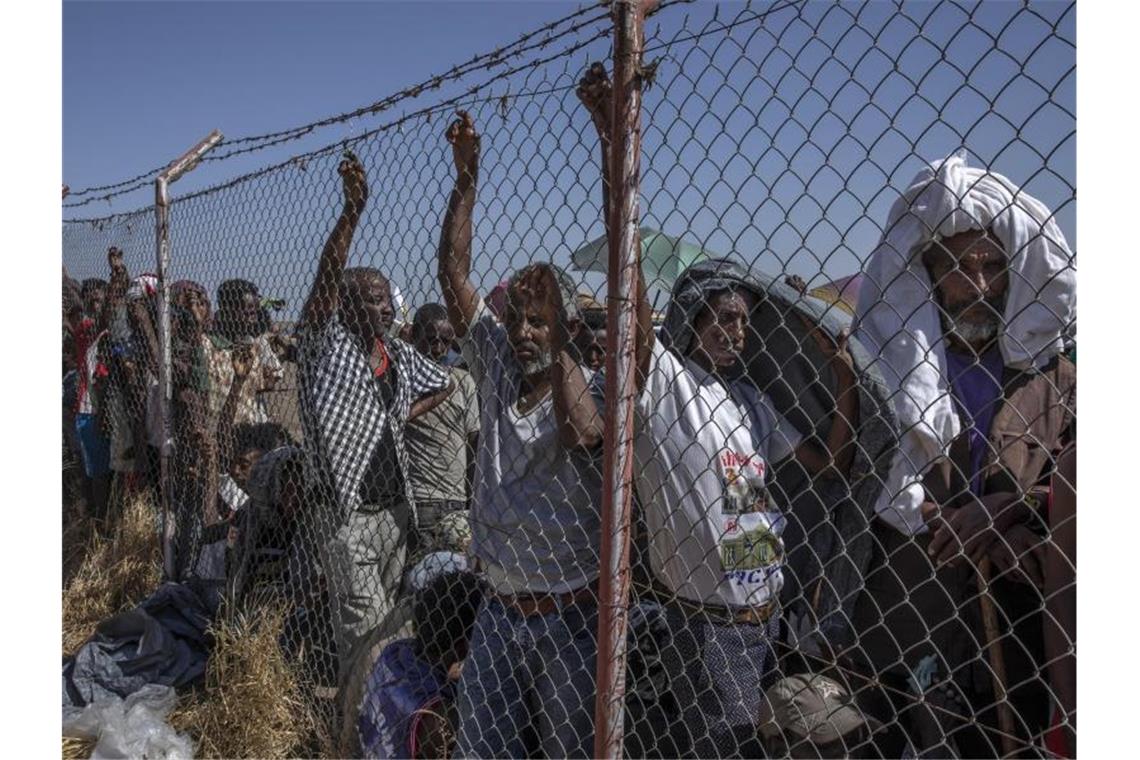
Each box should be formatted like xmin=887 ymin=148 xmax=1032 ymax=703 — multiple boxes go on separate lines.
xmin=717 ymin=448 xmax=784 ymax=599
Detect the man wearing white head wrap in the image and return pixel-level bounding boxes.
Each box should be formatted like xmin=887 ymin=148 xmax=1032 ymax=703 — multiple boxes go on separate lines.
xmin=856 ymin=150 xmax=1075 ymax=536
xmin=852 ymin=152 xmax=1075 ymax=756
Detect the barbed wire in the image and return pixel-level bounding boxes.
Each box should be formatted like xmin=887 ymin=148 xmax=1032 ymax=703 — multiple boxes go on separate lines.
xmin=63 ymin=0 xmax=817 ymax=221
xmin=62 ymin=3 xmax=610 ymax=206
xmin=643 ymin=0 xmax=804 ymax=54
xmin=65 ymin=28 xmax=614 ymax=222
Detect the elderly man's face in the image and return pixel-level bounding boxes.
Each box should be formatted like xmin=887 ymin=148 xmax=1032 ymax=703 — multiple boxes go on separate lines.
xmin=505 ymin=289 xmax=560 ymax=377
xmin=505 ymin=267 xmax=572 ymax=377
xmin=923 ymin=229 xmax=1009 ymax=352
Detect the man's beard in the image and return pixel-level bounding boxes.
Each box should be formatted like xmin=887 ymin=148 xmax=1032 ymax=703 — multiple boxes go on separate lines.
xmin=939 ymin=295 xmax=1005 ymax=348
xmin=948 ymin=317 xmax=1000 ymax=346
xmin=518 ymin=349 xmax=553 ymax=376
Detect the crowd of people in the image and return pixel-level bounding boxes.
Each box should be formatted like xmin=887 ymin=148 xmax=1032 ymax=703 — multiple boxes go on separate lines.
xmin=62 ymin=62 xmax=1077 ymax=759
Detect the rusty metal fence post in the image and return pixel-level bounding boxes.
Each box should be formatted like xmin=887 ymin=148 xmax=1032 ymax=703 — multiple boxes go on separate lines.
xmin=594 ymin=1 xmax=652 ymax=757
xmin=154 ymin=129 xmax=223 ymax=580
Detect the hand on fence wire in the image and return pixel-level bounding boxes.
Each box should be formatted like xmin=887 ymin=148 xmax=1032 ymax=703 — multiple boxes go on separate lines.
xmin=338 ymin=150 xmax=369 ymax=213
xmin=303 ymin=148 xmax=370 ymax=327
xmin=437 ymin=110 xmax=481 ymax=333
xmin=446 ymin=111 xmax=480 ymax=179
xmin=576 ymin=61 xmax=613 ymax=142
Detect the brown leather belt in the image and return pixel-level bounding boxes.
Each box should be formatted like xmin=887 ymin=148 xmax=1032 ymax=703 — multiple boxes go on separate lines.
xmin=680 ymin=596 xmax=778 ymax=626
xmin=493 ymin=583 xmax=598 ymax=618
xmin=651 ymin=581 xmax=779 ymax=626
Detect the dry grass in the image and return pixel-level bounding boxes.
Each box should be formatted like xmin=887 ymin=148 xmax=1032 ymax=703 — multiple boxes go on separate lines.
xmin=170 ymin=602 xmax=331 ymax=759
xmin=61 ymin=493 xmax=162 ymax=655
xmin=62 ymin=491 xmax=333 ymax=758
xmin=60 ymin=736 xmax=95 ymax=760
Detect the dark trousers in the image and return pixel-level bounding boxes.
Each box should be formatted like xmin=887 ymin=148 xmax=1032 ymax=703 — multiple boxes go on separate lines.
xmin=852 ymin=520 xmax=1050 ymax=758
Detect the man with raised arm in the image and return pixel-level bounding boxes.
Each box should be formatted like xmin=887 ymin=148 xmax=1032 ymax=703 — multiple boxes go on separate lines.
xmin=69 ymin=254 xmax=125 ymax=523
xmin=577 ymin=63 xmax=860 ymax=758
xmin=437 ymin=110 xmax=605 ymax=759
xmin=297 ymin=152 xmax=454 ymax=682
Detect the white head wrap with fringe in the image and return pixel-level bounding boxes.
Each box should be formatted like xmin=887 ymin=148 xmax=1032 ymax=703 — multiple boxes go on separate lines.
xmin=854 ymin=151 xmax=1075 ymax=535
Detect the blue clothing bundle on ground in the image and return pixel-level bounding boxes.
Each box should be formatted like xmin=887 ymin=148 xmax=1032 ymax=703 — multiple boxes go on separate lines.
xmin=63 ymin=582 xmax=217 ymax=708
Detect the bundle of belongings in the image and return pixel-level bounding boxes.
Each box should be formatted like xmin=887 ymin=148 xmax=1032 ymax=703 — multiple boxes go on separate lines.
xmin=63 ymin=582 xmax=217 ymax=709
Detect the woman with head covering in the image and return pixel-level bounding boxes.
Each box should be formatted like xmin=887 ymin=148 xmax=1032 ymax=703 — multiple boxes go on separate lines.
xmin=576 ymin=63 xmax=862 ymax=758
xmin=172 ymin=279 xmax=212 ymax=333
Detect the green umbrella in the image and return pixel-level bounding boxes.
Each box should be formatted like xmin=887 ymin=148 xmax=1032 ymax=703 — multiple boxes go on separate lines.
xmin=570 ymin=227 xmax=710 ymax=292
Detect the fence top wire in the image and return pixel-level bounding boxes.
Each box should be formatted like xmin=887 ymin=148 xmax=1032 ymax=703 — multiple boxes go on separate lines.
xmin=62 ymin=2 xmax=611 ymax=209
xmin=63 ymin=33 xmax=611 ymax=225
xmin=62 ymin=0 xmax=813 ymax=225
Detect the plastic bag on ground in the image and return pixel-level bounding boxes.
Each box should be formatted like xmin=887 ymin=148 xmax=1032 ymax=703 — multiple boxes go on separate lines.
xmin=62 ymin=683 xmax=194 ymax=759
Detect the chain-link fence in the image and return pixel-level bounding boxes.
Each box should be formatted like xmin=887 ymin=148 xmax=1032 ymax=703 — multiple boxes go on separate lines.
xmin=62 ymin=0 xmax=1075 ymax=757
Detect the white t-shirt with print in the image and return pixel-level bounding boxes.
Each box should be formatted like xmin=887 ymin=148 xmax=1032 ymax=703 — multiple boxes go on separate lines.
xmin=635 ymin=340 xmax=802 ymax=608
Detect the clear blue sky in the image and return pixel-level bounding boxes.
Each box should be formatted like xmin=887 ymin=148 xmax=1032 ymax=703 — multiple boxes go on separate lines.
xmin=63 ymin=1 xmax=584 ymax=206
xmin=63 ymin=0 xmax=1075 ymax=317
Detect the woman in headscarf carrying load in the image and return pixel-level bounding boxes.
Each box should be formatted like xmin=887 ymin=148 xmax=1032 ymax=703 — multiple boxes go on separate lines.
xmin=576 ymin=62 xmax=892 ymax=758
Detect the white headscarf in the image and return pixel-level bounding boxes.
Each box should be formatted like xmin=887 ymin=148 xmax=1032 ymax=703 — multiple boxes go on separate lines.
xmin=854 ymin=151 xmax=1075 ymax=535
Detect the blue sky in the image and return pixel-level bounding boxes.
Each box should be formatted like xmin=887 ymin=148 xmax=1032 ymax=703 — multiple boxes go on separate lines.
xmin=63 ymin=0 xmax=1075 ymax=317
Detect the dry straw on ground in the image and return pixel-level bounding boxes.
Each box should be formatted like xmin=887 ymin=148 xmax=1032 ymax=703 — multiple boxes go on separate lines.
xmin=62 ymin=495 xmax=331 ymax=758
xmin=170 ymin=602 xmax=330 ymax=759
xmin=60 ymin=735 xmax=96 ymax=760
xmin=61 ymin=494 xmax=162 ymax=655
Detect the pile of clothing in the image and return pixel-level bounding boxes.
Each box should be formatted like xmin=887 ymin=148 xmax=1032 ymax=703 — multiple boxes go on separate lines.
xmin=63 ymin=582 xmax=216 ymax=709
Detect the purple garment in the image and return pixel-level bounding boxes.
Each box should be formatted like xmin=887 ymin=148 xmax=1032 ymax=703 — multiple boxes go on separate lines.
xmin=944 ymin=348 xmax=1005 ymax=495
xmin=359 ymin=638 xmax=451 ymax=759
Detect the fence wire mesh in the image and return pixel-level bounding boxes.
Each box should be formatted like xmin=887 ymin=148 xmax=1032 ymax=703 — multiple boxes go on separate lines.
xmin=62 ymin=0 xmax=1075 ymax=757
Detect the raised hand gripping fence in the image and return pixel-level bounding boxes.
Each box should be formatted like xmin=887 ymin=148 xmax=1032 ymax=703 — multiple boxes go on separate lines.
xmin=62 ymin=1 xmax=1075 ymax=758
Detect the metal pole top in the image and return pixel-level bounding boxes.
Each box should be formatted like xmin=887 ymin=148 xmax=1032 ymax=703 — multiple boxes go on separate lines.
xmin=158 ymin=129 xmax=224 ymax=186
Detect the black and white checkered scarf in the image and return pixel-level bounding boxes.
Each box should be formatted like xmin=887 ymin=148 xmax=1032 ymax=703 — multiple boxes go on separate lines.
xmin=298 ymin=316 xmax=450 ymax=524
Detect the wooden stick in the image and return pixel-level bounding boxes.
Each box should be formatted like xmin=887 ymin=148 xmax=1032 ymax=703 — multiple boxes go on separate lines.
xmin=977 ymin=557 xmax=1018 ymax=758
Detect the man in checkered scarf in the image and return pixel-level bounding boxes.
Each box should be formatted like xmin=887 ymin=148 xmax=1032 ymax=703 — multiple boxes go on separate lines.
xmin=296 ymin=152 xmax=455 ymax=683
